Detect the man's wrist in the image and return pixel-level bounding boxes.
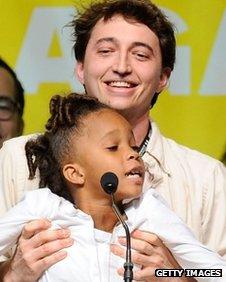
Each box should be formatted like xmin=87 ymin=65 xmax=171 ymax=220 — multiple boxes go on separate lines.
xmin=0 ymin=260 xmax=13 ymax=282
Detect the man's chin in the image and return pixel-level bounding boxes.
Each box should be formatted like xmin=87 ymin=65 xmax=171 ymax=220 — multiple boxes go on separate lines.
xmin=104 ymin=100 xmax=133 ymax=112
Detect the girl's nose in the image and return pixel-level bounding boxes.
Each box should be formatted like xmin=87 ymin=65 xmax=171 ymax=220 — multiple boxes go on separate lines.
xmin=127 ymin=149 xmax=140 ymax=161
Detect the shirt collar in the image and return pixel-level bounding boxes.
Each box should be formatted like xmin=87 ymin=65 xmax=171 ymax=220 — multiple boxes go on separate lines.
xmin=143 ymin=121 xmax=171 ymax=176
xmin=139 ymin=121 xmax=152 ymax=157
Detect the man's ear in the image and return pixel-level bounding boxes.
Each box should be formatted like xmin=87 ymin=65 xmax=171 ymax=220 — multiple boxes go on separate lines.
xmin=76 ymin=62 xmax=85 ymax=84
xmin=63 ymin=163 xmax=85 ymax=185
xmin=156 ymin=67 xmax=171 ymax=93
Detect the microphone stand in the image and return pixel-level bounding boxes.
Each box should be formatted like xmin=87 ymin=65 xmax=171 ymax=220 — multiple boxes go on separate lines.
xmin=111 ymin=193 xmax=133 ymax=282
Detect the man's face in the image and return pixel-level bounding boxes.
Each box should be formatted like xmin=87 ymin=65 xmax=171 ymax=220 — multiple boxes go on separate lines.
xmin=70 ymin=109 xmax=145 ymax=203
xmin=0 ymin=67 xmax=23 ymax=148
xmin=76 ymin=15 xmax=170 ymax=121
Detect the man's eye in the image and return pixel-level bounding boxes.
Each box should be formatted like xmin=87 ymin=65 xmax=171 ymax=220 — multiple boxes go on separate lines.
xmin=107 ymin=145 xmax=118 ymax=151
xmin=99 ymin=49 xmax=110 ymax=53
xmin=133 ymin=52 xmax=149 ymax=61
xmin=97 ymin=49 xmax=113 ymax=55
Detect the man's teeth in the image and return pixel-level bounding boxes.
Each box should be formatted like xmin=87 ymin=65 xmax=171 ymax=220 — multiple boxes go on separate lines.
xmin=109 ymin=81 xmax=132 ymax=88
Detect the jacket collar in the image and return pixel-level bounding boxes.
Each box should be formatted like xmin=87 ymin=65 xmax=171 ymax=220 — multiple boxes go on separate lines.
xmin=142 ymin=121 xmax=171 ymax=187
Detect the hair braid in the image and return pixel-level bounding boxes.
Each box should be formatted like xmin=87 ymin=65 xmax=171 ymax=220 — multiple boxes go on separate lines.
xmin=25 ymin=93 xmax=109 ymax=203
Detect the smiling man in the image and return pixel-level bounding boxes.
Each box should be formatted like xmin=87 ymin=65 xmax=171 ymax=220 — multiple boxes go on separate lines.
xmin=76 ymin=14 xmax=170 ymax=144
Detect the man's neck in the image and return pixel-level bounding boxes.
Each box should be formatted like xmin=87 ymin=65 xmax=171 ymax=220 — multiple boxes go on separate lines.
xmin=129 ymin=113 xmax=150 ymax=147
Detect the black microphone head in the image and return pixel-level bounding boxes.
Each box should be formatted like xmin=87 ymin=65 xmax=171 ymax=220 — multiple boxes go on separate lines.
xmin=100 ymin=172 xmax=118 ymax=194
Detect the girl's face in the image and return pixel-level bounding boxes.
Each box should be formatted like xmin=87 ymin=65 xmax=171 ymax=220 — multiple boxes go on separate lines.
xmin=66 ymin=109 xmax=145 ymax=203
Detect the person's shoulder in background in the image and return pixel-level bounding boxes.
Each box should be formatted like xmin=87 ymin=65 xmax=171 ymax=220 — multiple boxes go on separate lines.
xmin=0 ymin=134 xmax=40 ymax=215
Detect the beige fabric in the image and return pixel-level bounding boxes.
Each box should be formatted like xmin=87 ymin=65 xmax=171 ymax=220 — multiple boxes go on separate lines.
xmin=0 ymin=134 xmax=39 ymax=214
xmin=0 ymin=122 xmax=226 ymax=259
xmin=142 ymin=122 xmax=226 ymax=258
xmin=0 ymin=134 xmax=40 ymax=262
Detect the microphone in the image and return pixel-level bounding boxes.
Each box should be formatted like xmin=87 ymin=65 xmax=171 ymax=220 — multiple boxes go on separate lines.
xmin=100 ymin=172 xmax=133 ymax=282
xmin=100 ymin=172 xmax=118 ymax=194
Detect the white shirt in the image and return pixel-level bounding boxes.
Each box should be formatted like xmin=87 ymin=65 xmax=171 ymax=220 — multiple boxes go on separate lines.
xmin=0 ymin=188 xmax=225 ymax=282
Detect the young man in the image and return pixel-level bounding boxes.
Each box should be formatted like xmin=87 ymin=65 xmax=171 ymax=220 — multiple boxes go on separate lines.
xmin=73 ymin=0 xmax=226 ymax=259
xmin=0 ymin=58 xmax=24 ymax=149
xmin=1 ymin=0 xmax=226 ymax=281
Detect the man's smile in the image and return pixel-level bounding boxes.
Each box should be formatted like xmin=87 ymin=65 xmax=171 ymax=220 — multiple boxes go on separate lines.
xmin=104 ymin=80 xmax=138 ymax=88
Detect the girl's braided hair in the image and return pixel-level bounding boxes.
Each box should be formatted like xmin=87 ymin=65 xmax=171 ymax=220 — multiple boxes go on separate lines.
xmin=25 ymin=93 xmax=109 ymax=203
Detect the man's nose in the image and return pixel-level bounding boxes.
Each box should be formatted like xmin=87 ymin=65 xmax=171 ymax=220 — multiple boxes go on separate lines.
xmin=112 ymin=52 xmax=132 ymax=75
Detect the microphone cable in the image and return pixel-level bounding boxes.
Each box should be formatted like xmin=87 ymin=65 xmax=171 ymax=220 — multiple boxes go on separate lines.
xmin=100 ymin=172 xmax=133 ymax=282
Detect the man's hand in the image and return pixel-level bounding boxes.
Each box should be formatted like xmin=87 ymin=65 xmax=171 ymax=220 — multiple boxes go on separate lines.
xmin=2 ymin=219 xmax=74 ymax=282
xmin=111 ymin=229 xmax=190 ymax=281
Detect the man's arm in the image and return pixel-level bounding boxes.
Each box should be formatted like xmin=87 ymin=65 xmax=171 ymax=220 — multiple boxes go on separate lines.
xmin=0 ymin=261 xmax=11 ymax=281
xmin=202 ymin=161 xmax=226 ymax=258
xmin=111 ymin=230 xmax=192 ymax=281
xmin=0 ymin=219 xmax=73 ymax=282
xmin=0 ymin=137 xmax=73 ymax=281
xmin=111 ymin=184 xmax=226 ymax=281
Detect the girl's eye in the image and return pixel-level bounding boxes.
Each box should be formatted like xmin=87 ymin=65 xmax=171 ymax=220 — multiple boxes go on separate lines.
xmin=107 ymin=145 xmax=118 ymax=151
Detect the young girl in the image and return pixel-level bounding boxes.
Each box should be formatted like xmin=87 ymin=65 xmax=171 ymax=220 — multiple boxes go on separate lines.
xmin=0 ymin=93 xmax=225 ymax=281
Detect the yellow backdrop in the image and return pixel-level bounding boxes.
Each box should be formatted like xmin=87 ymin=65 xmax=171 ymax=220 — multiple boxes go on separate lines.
xmin=0 ymin=0 xmax=225 ymax=159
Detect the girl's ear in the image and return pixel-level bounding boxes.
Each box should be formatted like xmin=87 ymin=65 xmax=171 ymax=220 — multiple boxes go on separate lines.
xmin=63 ymin=163 xmax=85 ymax=185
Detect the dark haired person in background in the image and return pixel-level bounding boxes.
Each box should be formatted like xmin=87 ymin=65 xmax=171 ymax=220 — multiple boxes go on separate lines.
xmin=0 ymin=57 xmax=24 ymax=148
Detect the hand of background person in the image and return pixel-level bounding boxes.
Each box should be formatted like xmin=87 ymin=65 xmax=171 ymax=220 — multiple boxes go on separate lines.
xmin=111 ymin=229 xmax=195 ymax=281
xmin=1 ymin=219 xmax=74 ymax=282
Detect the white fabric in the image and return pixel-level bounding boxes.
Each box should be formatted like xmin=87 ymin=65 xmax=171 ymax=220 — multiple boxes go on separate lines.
xmin=0 ymin=188 xmax=225 ymax=282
